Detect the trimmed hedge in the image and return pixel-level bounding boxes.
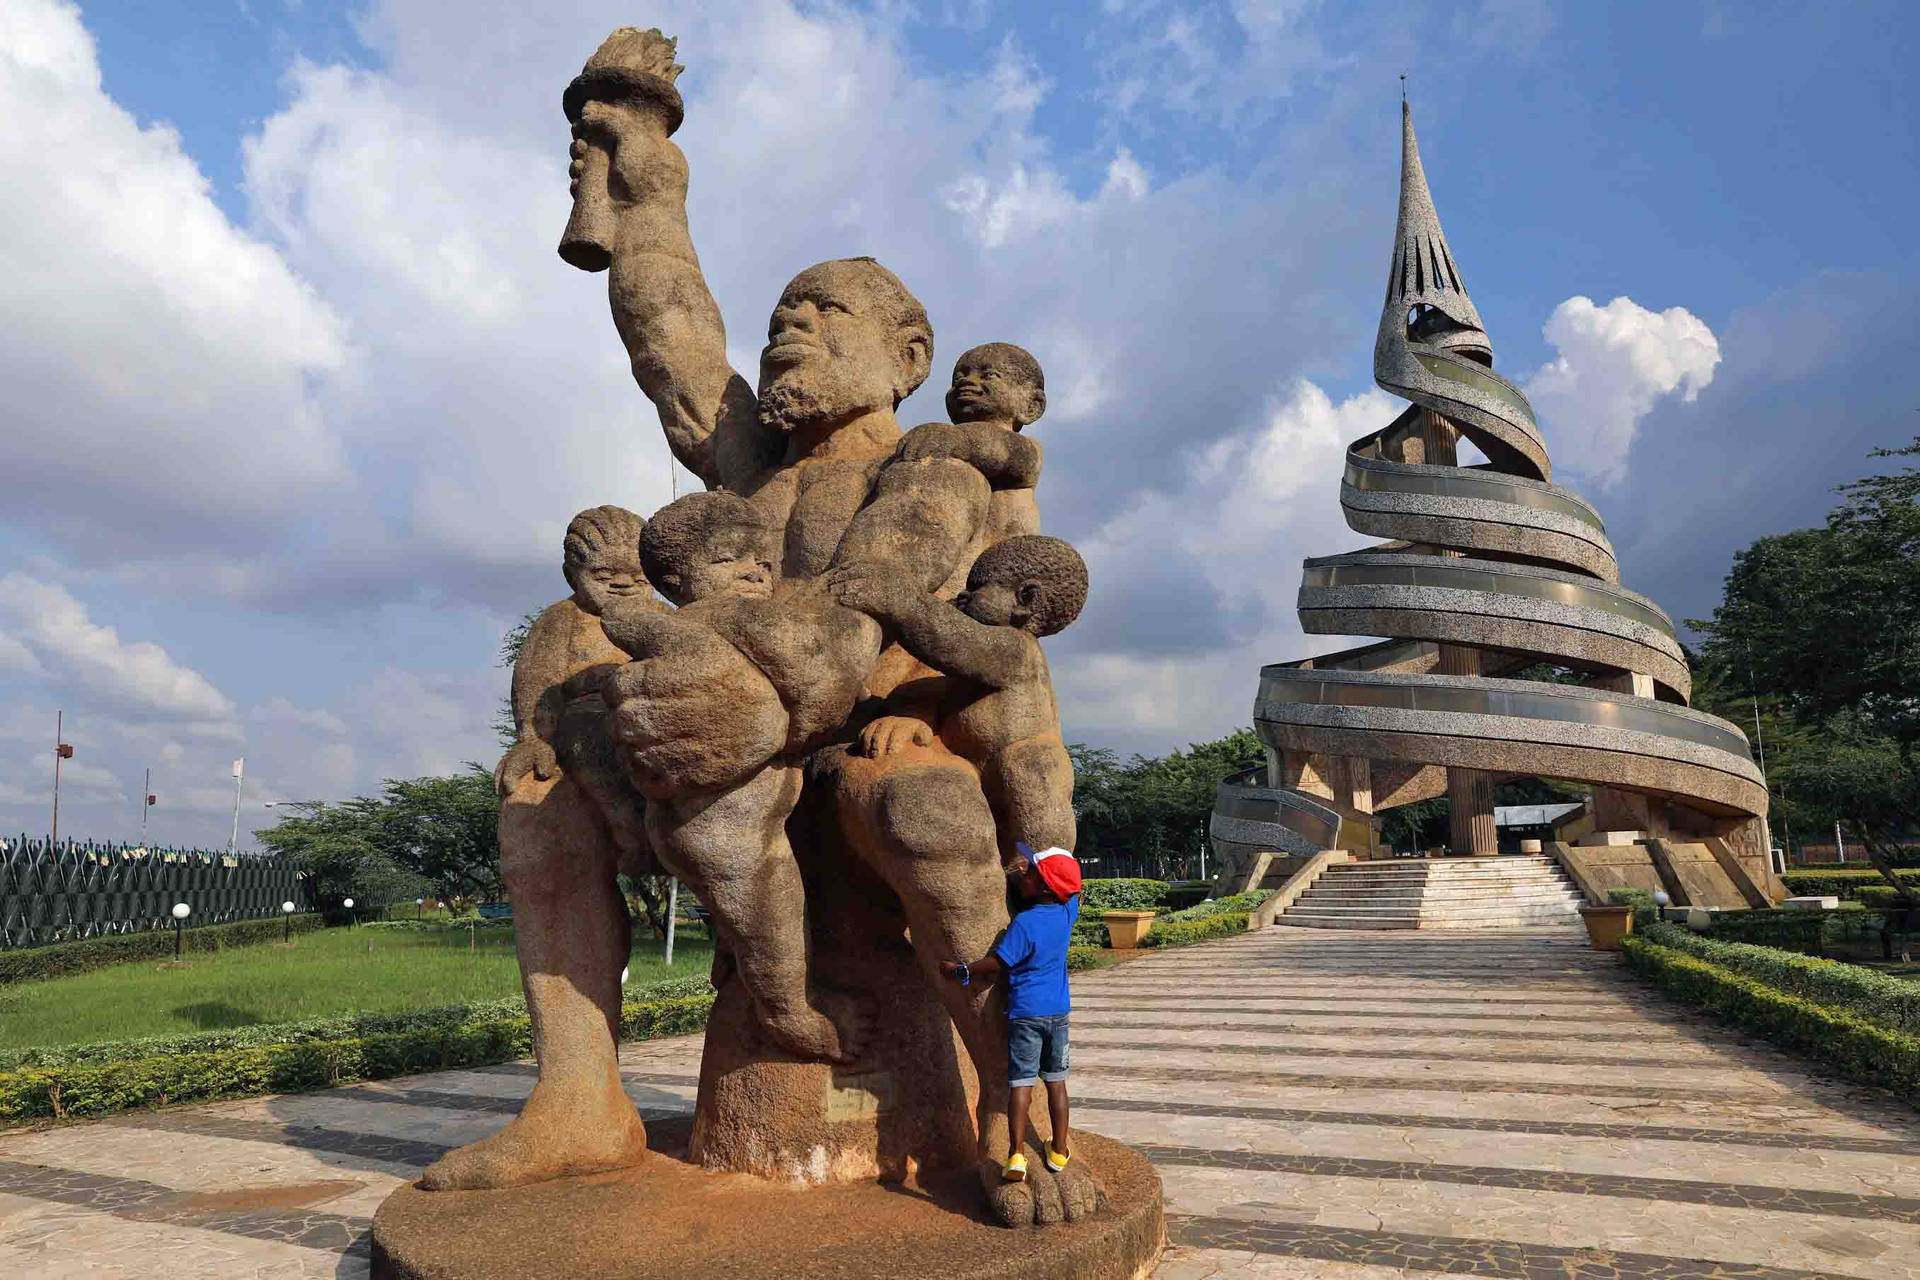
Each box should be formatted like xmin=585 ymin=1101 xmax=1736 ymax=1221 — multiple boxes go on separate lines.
xmin=1635 ymin=921 xmax=1920 ymax=1037
xmin=1140 ymin=912 xmax=1250 ymax=948
xmin=0 ymin=914 xmax=323 ymax=987
xmin=1080 ymin=879 xmax=1168 ymax=913
xmin=1705 ymin=909 xmax=1826 ymax=953
xmin=1782 ymin=869 xmax=1920 ymax=900
xmin=1155 ymin=890 xmax=1268 ymax=923
xmin=0 ymin=987 xmax=714 ymax=1125
xmin=1623 ymin=934 xmax=1920 ymax=1099
xmin=1066 ymin=945 xmax=1112 ymax=971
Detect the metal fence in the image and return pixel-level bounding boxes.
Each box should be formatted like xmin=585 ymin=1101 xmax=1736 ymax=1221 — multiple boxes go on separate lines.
xmin=0 ymin=834 xmax=306 ymax=950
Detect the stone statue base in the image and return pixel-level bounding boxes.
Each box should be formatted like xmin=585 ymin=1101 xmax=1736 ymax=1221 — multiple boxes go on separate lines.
xmin=369 ymin=1117 xmax=1164 ymax=1280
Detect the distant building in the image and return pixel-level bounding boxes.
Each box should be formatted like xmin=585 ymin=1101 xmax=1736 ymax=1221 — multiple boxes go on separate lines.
xmin=1494 ymin=802 xmax=1590 ymax=853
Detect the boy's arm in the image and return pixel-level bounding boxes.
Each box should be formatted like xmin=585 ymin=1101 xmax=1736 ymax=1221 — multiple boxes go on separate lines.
xmin=824 ymin=570 xmax=1031 ymax=689
xmin=895 ymin=422 xmax=1042 ymax=489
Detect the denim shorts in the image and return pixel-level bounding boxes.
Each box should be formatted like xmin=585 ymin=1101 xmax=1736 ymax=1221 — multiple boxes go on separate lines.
xmin=1007 ymin=1013 xmax=1070 ymax=1087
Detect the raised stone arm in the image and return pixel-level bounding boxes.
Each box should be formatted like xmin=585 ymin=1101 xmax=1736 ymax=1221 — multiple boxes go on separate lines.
xmin=561 ymin=28 xmax=776 ymax=490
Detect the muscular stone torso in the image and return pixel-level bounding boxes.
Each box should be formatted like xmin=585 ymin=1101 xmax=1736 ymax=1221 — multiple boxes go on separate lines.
xmin=742 ymin=455 xmax=892 ymax=581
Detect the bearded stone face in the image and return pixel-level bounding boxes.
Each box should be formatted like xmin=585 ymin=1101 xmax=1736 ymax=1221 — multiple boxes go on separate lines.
xmin=757 ymin=261 xmax=921 ymax=433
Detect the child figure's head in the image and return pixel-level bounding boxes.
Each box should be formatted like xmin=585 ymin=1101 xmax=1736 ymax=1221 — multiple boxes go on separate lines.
xmin=945 ymin=342 xmax=1045 ymax=432
xmin=959 ymin=535 xmax=1087 ymax=637
xmin=563 ymin=505 xmax=649 ymax=616
xmin=641 ymin=492 xmax=775 ymax=606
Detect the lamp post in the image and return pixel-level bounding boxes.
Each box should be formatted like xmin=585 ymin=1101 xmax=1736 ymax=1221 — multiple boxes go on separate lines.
xmin=343 ymin=896 xmax=355 ymax=928
xmin=228 ymin=759 xmax=246 ymax=858
xmin=416 ymin=897 xmax=425 ymax=920
xmin=281 ymin=899 xmax=295 ymax=943
xmin=51 ymin=711 xmax=74 ymax=847
xmin=171 ymin=902 xmax=191 ymax=958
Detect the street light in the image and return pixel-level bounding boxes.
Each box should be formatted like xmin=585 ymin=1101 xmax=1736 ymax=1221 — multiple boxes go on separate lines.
xmin=171 ymin=902 xmax=191 ymax=958
xmin=416 ymin=897 xmax=425 ymax=920
xmin=343 ymin=896 xmax=355 ymax=928
xmin=281 ymin=899 xmax=296 ymax=942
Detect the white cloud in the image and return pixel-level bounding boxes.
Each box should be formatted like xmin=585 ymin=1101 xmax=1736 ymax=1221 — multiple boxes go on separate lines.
xmin=0 ymin=574 xmax=235 ymax=722
xmin=253 ymin=697 xmax=350 ymax=736
xmin=0 ymin=0 xmax=349 ymax=562
xmin=1526 ymin=295 xmax=1721 ymax=488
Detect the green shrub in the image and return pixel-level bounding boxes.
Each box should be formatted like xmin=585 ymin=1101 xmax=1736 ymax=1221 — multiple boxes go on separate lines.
xmin=1623 ymin=934 xmax=1920 ymax=1099
xmin=1607 ymin=887 xmax=1655 ymax=908
xmin=1070 ymin=919 xmax=1110 ymax=948
xmin=1636 ymin=921 xmax=1920 ymax=1037
xmin=1155 ymin=891 xmax=1269 ymax=923
xmin=360 ymin=918 xmax=513 ymax=934
xmin=0 ymin=989 xmax=714 ymax=1126
xmin=1160 ymin=881 xmax=1213 ymax=912
xmin=1080 ymin=879 xmax=1168 ymax=913
xmin=1857 ymin=885 xmax=1920 ymax=910
xmin=1705 ymin=909 xmax=1825 ymax=953
xmin=1782 ymin=869 xmax=1920 ymax=900
xmin=0 ymin=915 xmax=323 ymax=987
xmin=1139 ymin=912 xmax=1249 ymax=948
xmin=1066 ymin=945 xmax=1113 ymax=971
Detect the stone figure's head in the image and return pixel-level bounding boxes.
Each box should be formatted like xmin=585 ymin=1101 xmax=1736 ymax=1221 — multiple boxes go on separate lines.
xmin=758 ymin=258 xmax=933 ymax=435
xmin=559 ymin=28 xmax=685 ymax=273
xmin=563 ymin=505 xmax=650 ymax=616
xmin=959 ymin=535 xmax=1088 ymax=638
xmin=946 ymin=343 xmax=1045 ymax=432
xmin=641 ymin=492 xmax=775 ymax=606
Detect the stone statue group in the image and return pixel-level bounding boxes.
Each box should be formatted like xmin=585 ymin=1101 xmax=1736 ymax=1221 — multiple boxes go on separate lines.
xmin=426 ymin=27 xmax=1099 ymax=1227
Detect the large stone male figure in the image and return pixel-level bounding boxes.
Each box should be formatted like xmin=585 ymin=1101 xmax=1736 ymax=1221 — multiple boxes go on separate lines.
xmin=431 ymin=27 xmax=1091 ymax=1226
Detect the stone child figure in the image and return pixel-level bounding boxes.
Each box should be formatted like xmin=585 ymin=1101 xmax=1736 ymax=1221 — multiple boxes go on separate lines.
xmin=601 ymin=491 xmax=870 ymax=1062
xmin=897 ymin=342 xmax=1047 ymax=556
xmin=827 ymin=535 xmax=1087 ymax=859
xmin=424 ymin=505 xmax=663 ymax=1191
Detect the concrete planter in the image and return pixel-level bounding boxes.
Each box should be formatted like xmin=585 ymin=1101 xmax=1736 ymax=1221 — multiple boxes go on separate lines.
xmin=1103 ymin=910 xmax=1157 ymax=949
xmin=1578 ymin=904 xmax=1635 ymax=952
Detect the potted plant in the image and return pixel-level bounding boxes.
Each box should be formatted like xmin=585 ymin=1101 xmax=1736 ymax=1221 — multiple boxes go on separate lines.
xmin=1102 ymin=909 xmax=1157 ymax=949
xmin=1579 ymin=888 xmax=1648 ymax=951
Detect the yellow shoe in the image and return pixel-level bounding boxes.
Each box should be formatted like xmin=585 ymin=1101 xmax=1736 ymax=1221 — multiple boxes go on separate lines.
xmin=1002 ymin=1152 xmax=1028 ymax=1182
xmin=1043 ymin=1140 xmax=1070 ymax=1173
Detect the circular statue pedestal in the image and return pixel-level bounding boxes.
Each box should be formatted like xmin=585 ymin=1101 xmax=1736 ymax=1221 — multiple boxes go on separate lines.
xmin=371 ymin=1122 xmax=1164 ymax=1280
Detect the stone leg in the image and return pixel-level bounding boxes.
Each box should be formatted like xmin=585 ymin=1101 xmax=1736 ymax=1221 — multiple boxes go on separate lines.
xmin=649 ymin=762 xmax=860 ymax=1063
xmin=421 ymin=772 xmax=646 ymax=1190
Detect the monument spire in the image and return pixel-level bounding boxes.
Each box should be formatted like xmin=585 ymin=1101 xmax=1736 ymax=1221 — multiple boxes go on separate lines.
xmin=1381 ymin=100 xmax=1488 ymax=363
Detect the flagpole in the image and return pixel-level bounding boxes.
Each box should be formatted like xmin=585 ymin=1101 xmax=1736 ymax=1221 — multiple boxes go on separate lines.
xmin=228 ymin=759 xmax=245 ymax=857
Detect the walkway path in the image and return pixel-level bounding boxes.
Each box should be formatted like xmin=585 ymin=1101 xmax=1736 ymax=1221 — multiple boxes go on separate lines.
xmin=1 ymin=927 xmax=1916 ymax=1277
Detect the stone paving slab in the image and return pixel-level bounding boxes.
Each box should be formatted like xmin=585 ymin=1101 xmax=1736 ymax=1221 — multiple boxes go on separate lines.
xmin=1 ymin=925 xmax=1917 ymax=1277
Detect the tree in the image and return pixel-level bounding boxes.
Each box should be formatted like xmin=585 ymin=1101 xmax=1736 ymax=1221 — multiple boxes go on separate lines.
xmin=495 ymin=611 xmax=540 ymax=746
xmin=258 ymin=766 xmax=503 ymax=908
xmin=1069 ymin=729 xmax=1266 ymax=878
xmin=1694 ymin=436 xmax=1920 ymax=898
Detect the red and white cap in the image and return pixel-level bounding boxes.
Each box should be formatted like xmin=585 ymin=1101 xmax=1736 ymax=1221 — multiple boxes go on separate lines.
xmin=1018 ymin=842 xmax=1082 ymax=899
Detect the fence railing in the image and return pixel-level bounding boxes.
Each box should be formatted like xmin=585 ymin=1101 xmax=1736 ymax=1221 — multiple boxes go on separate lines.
xmin=0 ymin=835 xmax=306 ymax=950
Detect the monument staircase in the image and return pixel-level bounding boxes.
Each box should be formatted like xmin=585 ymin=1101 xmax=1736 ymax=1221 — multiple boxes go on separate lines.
xmin=1205 ymin=103 xmax=1775 ymax=926
xmin=1277 ymin=856 xmax=1583 ymax=930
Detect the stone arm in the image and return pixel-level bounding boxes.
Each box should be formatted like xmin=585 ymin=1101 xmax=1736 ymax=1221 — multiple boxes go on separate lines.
xmin=827 ymin=572 xmax=1031 ymax=691
xmin=569 ymin=98 xmax=776 ymax=491
xmin=496 ymin=602 xmax=574 ymax=796
xmin=895 ymin=422 xmax=1042 ymax=490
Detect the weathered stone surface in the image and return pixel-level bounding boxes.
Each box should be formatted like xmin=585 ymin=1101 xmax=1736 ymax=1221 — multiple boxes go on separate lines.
xmin=375 ymin=1122 xmax=1163 ymax=1280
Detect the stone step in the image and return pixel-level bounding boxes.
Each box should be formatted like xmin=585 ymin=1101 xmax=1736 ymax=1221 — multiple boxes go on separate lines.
xmin=1281 ymin=911 xmax=1582 ymax=931
xmin=1315 ymin=875 xmax=1577 ymax=892
xmin=1297 ymin=888 xmax=1583 ymax=907
xmin=1283 ymin=901 xmax=1581 ymax=922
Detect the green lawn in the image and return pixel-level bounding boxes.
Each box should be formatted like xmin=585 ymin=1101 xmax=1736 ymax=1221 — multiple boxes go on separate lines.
xmin=0 ymin=924 xmax=713 ymax=1051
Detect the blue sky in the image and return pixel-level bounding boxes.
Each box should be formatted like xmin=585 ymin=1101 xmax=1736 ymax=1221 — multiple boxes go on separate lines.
xmin=4 ymin=0 xmax=1916 ymax=849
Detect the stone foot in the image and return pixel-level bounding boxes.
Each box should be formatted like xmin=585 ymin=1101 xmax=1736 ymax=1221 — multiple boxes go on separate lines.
xmin=420 ymin=1078 xmax=648 ymax=1191
xmin=759 ymin=987 xmax=872 ymax=1065
xmin=980 ymin=1147 xmax=1101 ymax=1227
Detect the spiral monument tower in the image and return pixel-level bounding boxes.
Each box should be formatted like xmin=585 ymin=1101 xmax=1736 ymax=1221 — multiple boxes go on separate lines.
xmin=1209 ymin=105 xmax=1774 ymax=923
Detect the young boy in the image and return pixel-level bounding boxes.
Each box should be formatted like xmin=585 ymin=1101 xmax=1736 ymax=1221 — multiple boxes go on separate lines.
xmin=938 ymin=842 xmax=1082 ymax=1183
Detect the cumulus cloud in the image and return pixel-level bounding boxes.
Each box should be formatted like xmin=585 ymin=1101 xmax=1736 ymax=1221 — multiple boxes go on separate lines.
xmin=1526 ymin=295 xmax=1721 ymax=488
xmin=0 ymin=574 xmax=235 ymax=722
xmin=0 ymin=0 xmax=349 ymax=563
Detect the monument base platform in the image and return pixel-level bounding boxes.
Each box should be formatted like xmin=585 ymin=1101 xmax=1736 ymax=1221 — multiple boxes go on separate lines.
xmin=370 ymin=1120 xmax=1165 ymax=1280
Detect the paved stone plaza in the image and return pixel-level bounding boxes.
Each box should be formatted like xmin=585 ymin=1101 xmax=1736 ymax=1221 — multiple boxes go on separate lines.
xmin=3 ymin=926 xmax=1917 ymax=1278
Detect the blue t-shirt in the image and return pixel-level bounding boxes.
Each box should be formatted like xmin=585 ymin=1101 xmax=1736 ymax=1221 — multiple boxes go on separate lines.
xmin=993 ymin=894 xmax=1079 ymax=1020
